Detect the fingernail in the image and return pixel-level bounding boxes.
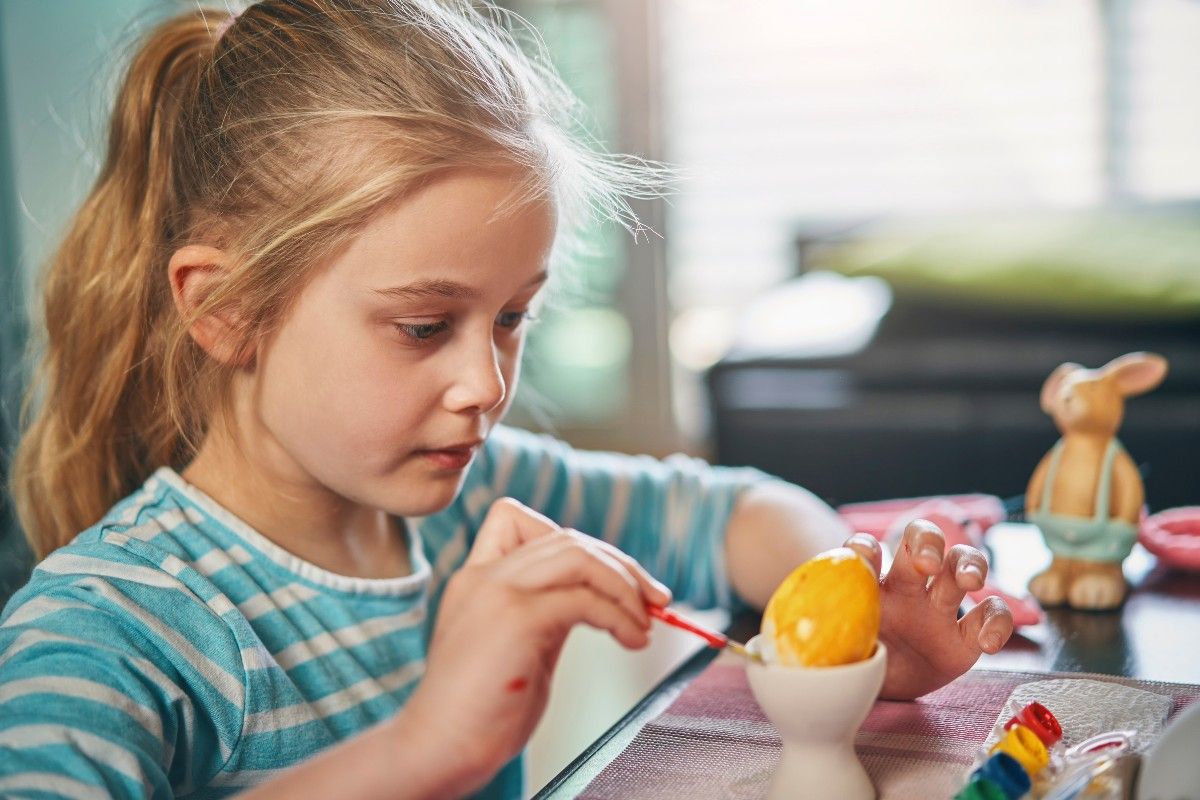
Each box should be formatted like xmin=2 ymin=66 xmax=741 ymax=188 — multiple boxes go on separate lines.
xmin=918 ymin=545 xmax=941 ymax=562
xmin=962 ymin=563 xmax=983 ymax=580
xmin=985 ymin=633 xmax=1002 ymax=651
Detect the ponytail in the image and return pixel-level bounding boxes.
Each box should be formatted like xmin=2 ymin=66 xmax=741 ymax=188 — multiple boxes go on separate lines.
xmin=11 ymin=10 xmax=235 ymax=557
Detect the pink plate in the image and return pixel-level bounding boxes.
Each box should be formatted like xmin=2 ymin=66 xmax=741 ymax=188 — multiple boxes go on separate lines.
xmin=838 ymin=494 xmax=1006 ymax=542
xmin=1140 ymin=507 xmax=1200 ymax=572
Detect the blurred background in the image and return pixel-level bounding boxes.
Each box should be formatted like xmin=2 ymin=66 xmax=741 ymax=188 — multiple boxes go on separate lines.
xmin=2 ymin=0 xmax=1199 ymax=794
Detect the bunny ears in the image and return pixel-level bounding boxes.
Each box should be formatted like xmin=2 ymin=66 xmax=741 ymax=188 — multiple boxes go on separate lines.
xmin=1101 ymin=351 xmax=1170 ymax=398
xmin=1039 ymin=351 xmax=1169 ymax=413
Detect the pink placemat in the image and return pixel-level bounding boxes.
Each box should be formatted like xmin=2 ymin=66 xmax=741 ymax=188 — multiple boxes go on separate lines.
xmin=578 ymin=661 xmax=1199 ymax=799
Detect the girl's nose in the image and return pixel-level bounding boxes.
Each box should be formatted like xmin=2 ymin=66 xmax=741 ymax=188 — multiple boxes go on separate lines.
xmin=443 ymin=339 xmax=506 ymax=415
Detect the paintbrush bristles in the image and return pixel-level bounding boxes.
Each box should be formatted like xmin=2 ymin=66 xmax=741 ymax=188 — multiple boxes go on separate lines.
xmin=726 ymin=640 xmax=763 ymax=664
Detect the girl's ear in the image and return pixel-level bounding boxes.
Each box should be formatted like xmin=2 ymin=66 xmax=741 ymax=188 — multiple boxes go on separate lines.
xmin=1040 ymin=362 xmax=1082 ymax=414
xmin=168 ymin=244 xmax=255 ymax=367
xmin=1102 ymin=351 xmax=1169 ymax=398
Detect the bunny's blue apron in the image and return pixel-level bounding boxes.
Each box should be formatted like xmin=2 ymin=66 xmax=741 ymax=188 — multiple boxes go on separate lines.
xmin=1028 ymin=438 xmax=1139 ymax=563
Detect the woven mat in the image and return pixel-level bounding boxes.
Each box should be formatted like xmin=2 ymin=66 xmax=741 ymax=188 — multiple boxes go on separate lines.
xmin=578 ymin=660 xmax=1200 ymax=799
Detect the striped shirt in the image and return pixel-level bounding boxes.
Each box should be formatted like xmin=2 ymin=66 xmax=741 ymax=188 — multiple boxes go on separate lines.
xmin=0 ymin=424 xmax=773 ymax=799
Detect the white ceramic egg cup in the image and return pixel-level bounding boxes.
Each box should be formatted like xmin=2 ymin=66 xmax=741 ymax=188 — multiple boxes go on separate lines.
xmin=745 ymin=635 xmax=887 ymax=800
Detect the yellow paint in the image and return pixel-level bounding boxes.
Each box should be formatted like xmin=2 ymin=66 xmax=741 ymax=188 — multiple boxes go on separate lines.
xmin=990 ymin=723 xmax=1049 ymax=776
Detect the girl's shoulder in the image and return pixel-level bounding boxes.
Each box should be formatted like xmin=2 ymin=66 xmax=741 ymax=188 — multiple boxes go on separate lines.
xmin=63 ymin=466 xmax=226 ymax=565
xmin=9 ymin=467 xmax=243 ymax=620
xmin=0 ymin=469 xmax=248 ymax=781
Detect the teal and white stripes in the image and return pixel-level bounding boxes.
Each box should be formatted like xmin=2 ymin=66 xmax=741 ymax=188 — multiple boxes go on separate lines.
xmin=0 ymin=424 xmax=772 ymax=798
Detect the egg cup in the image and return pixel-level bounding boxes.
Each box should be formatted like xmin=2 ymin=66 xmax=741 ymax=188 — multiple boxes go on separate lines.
xmin=745 ymin=636 xmax=887 ymax=800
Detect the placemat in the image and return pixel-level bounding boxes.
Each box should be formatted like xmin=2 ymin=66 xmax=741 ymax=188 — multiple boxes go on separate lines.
xmin=577 ymin=659 xmax=1199 ymax=799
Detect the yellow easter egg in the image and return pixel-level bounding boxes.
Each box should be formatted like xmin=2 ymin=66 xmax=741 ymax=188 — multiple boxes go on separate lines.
xmin=762 ymin=547 xmax=881 ymax=667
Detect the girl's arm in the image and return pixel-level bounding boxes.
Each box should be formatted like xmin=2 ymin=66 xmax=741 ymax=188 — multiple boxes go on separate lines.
xmin=237 ymin=497 xmax=672 ymax=800
xmin=471 ymin=424 xmax=781 ymax=614
xmin=466 ymin=427 xmax=1014 ymax=701
xmin=233 ymin=706 xmax=463 ymax=800
xmin=471 ymin=424 xmax=846 ymax=614
xmin=0 ymin=578 xmax=239 ymax=797
xmin=722 ymin=479 xmax=852 ymax=610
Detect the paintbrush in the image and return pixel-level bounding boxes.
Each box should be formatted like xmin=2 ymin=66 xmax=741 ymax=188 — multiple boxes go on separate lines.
xmin=647 ymin=604 xmax=762 ymax=663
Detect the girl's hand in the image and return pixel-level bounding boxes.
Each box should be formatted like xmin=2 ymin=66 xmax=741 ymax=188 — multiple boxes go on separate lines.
xmin=397 ymin=497 xmax=672 ymax=796
xmin=843 ymin=520 xmax=1014 ymax=700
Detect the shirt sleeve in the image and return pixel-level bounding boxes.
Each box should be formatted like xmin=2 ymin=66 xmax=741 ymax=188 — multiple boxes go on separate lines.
xmin=0 ymin=539 xmax=247 ymax=799
xmin=477 ymin=424 xmax=781 ymax=613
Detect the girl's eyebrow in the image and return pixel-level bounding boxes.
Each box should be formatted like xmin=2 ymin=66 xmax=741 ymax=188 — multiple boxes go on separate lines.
xmin=373 ymin=279 xmax=479 ymax=302
xmin=372 ymin=270 xmax=548 ymax=302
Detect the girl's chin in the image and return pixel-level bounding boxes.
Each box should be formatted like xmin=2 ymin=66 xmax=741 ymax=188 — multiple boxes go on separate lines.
xmin=385 ymin=474 xmax=468 ymax=516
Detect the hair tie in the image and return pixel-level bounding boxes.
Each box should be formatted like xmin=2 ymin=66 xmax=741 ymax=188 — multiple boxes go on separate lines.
xmin=215 ymin=10 xmax=241 ymax=41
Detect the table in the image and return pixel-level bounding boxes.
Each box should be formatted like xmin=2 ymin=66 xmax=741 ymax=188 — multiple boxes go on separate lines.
xmin=977 ymin=523 xmax=1200 ymax=683
xmin=533 ymin=523 xmax=1200 ymax=798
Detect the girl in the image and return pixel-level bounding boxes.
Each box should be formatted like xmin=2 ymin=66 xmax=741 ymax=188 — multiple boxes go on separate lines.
xmin=1 ymin=1 xmax=1013 ymax=798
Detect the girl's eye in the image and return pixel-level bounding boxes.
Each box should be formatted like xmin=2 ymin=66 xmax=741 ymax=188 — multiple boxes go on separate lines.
xmin=497 ymin=310 xmax=536 ymax=330
xmin=392 ymin=311 xmax=534 ymax=344
xmin=395 ymin=321 xmax=449 ymax=342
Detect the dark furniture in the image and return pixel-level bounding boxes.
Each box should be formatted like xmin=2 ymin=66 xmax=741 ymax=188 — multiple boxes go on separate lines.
xmin=707 ymin=296 xmax=1200 ymax=509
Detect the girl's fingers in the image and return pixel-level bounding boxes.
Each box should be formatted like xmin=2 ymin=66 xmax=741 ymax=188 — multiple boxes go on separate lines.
xmin=466 ymin=497 xmax=560 ymax=566
xmin=509 ymin=534 xmax=651 ymax=628
xmin=884 ymin=519 xmax=946 ymax=594
xmin=573 ymin=532 xmax=673 ymax=608
xmin=929 ymin=545 xmax=988 ymax=611
xmin=958 ymin=595 xmax=1014 ymax=654
xmin=842 ymin=533 xmax=883 ymax=579
xmin=539 ymin=586 xmax=650 ymax=650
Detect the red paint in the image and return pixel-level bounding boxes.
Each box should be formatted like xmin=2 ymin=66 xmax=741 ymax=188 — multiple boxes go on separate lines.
xmin=505 ymin=676 xmax=528 ymax=692
xmin=1003 ymin=702 xmax=1062 ymax=746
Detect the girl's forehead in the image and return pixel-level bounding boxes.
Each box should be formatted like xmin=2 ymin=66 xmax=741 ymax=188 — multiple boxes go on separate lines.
xmin=330 ymin=169 xmax=557 ymax=291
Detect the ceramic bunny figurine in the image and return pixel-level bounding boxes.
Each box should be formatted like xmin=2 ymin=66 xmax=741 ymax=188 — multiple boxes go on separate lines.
xmin=1027 ymin=352 xmax=1168 ymax=610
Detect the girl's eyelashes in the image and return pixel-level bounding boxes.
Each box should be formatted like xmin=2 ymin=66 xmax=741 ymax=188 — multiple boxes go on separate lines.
xmin=394 ymin=320 xmax=449 ymax=342
xmin=391 ymin=310 xmax=537 ymax=344
xmin=496 ymin=309 xmax=537 ymax=330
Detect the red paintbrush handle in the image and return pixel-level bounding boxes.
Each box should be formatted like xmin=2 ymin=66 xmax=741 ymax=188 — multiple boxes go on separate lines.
xmin=647 ymin=605 xmax=729 ymax=649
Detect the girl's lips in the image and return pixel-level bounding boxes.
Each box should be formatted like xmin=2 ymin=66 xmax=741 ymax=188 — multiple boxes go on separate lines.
xmin=419 ymin=447 xmax=477 ymax=470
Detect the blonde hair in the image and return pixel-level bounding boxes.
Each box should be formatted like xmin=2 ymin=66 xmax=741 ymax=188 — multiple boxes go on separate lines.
xmin=11 ymin=0 xmax=660 ymax=558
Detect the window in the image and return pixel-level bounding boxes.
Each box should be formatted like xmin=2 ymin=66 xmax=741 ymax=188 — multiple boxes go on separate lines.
xmin=487 ymin=1 xmax=1200 ymax=447
xmin=658 ymin=0 xmax=1200 ymax=437
xmin=504 ymin=0 xmax=676 ymax=455
xmin=1125 ymin=0 xmax=1200 ymax=199
xmin=509 ymin=3 xmax=631 ymax=426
